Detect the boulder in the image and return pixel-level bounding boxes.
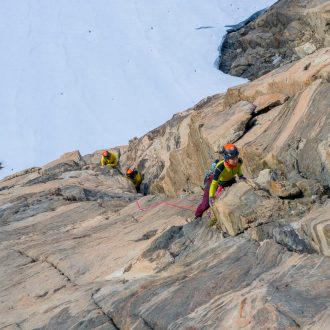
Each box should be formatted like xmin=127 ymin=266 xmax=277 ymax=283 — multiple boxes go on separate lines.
xmin=252 ymin=169 xmax=302 ymax=198
xmin=212 ymin=182 xmax=284 ymax=236
xmin=295 ymin=42 xmax=317 ymax=58
xmin=273 ymin=225 xmax=314 ymax=254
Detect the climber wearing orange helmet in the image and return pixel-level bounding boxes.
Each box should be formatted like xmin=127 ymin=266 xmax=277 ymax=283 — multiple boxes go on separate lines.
xmin=100 ymin=150 xmax=118 ymax=168
xmin=194 ymin=144 xmax=245 ymax=220
xmin=126 ymin=168 xmax=142 ymax=192
xmin=209 ymin=144 xmax=245 ymax=205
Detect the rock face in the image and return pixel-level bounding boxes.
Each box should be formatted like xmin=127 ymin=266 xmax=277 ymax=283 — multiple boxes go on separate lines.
xmin=212 ymin=181 xmax=284 ymax=236
xmin=1 ymin=156 xmax=329 ymax=329
xmin=95 ymin=230 xmax=330 ymax=330
xmin=120 ymin=97 xmax=256 ymax=196
xmin=120 ymin=48 xmax=330 ymax=198
xmin=1 ymin=1 xmax=330 ymax=328
xmin=218 ymin=0 xmax=330 ymax=80
xmin=0 ymin=154 xmax=198 ymax=329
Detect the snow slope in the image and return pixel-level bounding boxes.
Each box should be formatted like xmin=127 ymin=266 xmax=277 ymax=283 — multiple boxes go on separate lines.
xmin=0 ymin=0 xmax=275 ymax=178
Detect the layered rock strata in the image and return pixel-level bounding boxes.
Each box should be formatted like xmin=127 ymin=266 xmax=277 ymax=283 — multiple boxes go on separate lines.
xmin=0 ymin=154 xmax=197 ymax=328
xmin=119 ymin=48 xmax=330 ymax=198
xmin=1 ymin=156 xmax=330 ymax=328
xmin=1 ymin=5 xmax=330 ymax=328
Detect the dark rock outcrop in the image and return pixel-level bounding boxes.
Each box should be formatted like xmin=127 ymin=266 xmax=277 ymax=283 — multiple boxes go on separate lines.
xmin=218 ymin=0 xmax=330 ymax=80
xmin=273 ymin=225 xmax=315 ymax=253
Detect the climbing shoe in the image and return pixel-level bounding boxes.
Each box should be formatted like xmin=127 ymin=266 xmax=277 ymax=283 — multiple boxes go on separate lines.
xmin=186 ymin=217 xmax=201 ymax=223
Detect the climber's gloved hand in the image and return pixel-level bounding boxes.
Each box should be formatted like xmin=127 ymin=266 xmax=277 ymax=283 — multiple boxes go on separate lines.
xmin=209 ymin=197 xmax=215 ymax=207
xmin=238 ymin=175 xmax=247 ymax=182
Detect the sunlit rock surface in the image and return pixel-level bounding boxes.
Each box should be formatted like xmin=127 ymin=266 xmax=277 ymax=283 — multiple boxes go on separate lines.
xmin=1 ymin=6 xmax=330 ymax=328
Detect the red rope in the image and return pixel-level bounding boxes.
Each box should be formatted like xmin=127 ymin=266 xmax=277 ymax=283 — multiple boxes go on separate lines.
xmin=135 ymin=199 xmax=195 ymax=212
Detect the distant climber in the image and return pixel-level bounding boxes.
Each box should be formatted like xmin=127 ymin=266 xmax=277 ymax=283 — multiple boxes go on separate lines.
xmin=194 ymin=144 xmax=245 ymax=222
xmin=100 ymin=150 xmax=118 ymax=168
xmin=126 ymin=168 xmax=142 ymax=193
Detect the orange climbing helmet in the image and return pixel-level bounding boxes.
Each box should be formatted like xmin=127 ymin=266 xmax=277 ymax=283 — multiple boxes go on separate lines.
xmin=126 ymin=168 xmax=134 ymax=176
xmin=222 ymin=144 xmax=239 ymax=160
xmin=103 ymin=150 xmax=109 ymax=157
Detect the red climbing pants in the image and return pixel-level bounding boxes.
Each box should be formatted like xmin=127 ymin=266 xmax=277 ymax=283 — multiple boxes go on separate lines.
xmin=195 ymin=178 xmax=236 ymax=218
xmin=195 ymin=176 xmax=212 ymax=218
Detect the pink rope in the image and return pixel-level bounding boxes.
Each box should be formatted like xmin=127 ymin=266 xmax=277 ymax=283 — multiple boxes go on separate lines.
xmin=134 ymin=186 xmax=224 ymax=219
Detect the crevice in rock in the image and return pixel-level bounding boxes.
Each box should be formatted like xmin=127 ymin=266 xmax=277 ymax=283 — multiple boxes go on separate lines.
xmin=14 ymin=249 xmax=37 ymax=265
xmin=277 ymin=191 xmax=303 ymax=200
xmin=273 ymin=304 xmax=301 ymax=328
xmin=292 ymin=155 xmax=305 ymax=178
xmin=0 ymin=184 xmax=14 ymax=191
xmin=243 ymin=117 xmax=258 ymax=135
xmin=134 ymin=229 xmax=158 ymax=242
xmin=303 ymin=62 xmax=311 ymax=71
xmin=72 ymin=234 xmax=92 ymax=240
xmin=91 ymin=290 xmax=121 ymax=330
xmin=36 ymin=291 xmax=49 ymax=298
xmin=233 ymin=111 xmax=259 ymax=143
xmin=15 ymin=248 xmax=121 ymax=329
xmin=13 ymin=249 xmax=76 ymax=286
xmin=322 ymin=185 xmax=330 ymax=198
xmin=53 ymin=285 xmax=66 ymax=293
xmin=140 ymin=316 xmax=154 ymax=329
xmin=45 ymin=258 xmax=76 ymax=285
xmin=1 ymin=322 xmax=22 ymax=329
xmin=254 ymin=104 xmax=278 ymax=116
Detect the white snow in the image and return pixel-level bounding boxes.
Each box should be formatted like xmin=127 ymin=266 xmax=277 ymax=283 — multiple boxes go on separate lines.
xmin=0 ymin=0 xmax=275 ymax=178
